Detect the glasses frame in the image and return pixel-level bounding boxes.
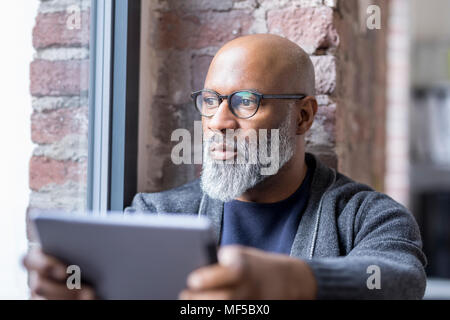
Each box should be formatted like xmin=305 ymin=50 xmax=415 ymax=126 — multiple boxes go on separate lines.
xmin=191 ymin=89 xmax=306 ymax=119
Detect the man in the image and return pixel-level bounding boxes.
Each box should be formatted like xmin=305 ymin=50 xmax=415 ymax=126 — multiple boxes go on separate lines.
xmin=23 ymin=34 xmax=426 ymax=300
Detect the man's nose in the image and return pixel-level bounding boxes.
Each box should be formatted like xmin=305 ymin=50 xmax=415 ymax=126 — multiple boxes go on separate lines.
xmin=206 ymin=100 xmax=238 ymax=133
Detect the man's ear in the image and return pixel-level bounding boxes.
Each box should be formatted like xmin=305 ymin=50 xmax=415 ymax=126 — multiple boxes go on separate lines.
xmin=295 ymin=96 xmax=318 ymax=135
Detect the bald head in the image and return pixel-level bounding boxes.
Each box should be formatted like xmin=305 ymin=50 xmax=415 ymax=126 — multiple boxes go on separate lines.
xmin=205 ymin=34 xmax=315 ymax=96
xmin=200 ymin=35 xmax=318 ymax=203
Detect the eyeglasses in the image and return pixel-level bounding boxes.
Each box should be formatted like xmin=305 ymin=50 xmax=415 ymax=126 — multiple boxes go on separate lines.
xmin=191 ymin=89 xmax=306 ymax=119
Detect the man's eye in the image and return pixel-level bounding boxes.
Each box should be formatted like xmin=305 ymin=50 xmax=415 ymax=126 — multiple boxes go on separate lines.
xmin=240 ymin=98 xmax=255 ymax=107
xmin=203 ymin=98 xmax=216 ymax=106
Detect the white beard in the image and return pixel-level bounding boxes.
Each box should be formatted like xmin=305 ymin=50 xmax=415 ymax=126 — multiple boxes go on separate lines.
xmin=200 ymin=113 xmax=296 ymax=202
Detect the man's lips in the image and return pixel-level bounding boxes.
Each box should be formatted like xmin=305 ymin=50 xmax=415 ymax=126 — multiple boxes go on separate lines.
xmin=209 ymin=143 xmax=237 ymax=160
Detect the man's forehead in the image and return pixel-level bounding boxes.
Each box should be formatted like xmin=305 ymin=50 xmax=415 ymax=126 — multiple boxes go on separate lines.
xmin=204 ymin=71 xmax=269 ymax=94
xmin=209 ymin=44 xmax=279 ymax=73
xmin=204 ymin=46 xmax=285 ymax=93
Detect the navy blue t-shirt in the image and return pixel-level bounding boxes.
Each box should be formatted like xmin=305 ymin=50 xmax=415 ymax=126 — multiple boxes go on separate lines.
xmin=220 ymin=164 xmax=314 ymax=254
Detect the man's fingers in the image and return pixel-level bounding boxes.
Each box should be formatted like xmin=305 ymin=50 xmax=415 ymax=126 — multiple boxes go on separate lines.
xmin=218 ymin=246 xmax=247 ymax=269
xmin=29 ymin=271 xmax=75 ymax=300
xmin=22 ymin=248 xmax=67 ymax=281
xmin=186 ymin=246 xmax=248 ymax=291
xmin=30 ymin=291 xmax=47 ymax=300
xmin=29 ymin=271 xmax=96 ymax=300
xmin=78 ymin=287 xmax=97 ymax=300
xmin=179 ymin=288 xmax=239 ymax=300
xmin=187 ymin=264 xmax=243 ymax=290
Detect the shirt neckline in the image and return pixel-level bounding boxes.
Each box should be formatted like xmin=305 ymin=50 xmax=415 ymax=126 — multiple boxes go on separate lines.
xmin=225 ymin=166 xmax=313 ymax=209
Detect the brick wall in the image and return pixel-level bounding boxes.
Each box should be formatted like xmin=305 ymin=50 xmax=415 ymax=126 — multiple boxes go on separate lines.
xmin=28 ymin=0 xmax=90 ymax=239
xmin=139 ymin=0 xmax=389 ymax=193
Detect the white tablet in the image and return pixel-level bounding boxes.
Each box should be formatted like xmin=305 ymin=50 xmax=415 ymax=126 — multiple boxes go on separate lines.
xmin=31 ymin=211 xmax=217 ymax=300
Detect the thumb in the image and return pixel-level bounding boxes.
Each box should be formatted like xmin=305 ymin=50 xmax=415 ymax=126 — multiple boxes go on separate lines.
xmin=218 ymin=245 xmax=247 ymax=272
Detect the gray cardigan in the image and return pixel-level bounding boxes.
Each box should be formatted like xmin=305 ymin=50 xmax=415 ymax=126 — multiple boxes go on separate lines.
xmin=125 ymin=153 xmax=427 ymax=299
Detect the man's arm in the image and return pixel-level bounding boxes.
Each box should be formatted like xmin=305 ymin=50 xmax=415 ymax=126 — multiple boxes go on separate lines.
xmin=306 ymin=192 xmax=427 ymax=299
xmin=181 ymin=193 xmax=427 ymax=300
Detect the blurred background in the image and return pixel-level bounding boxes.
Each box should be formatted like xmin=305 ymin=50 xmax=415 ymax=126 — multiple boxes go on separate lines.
xmin=408 ymin=0 xmax=450 ymax=286
xmin=0 ymin=0 xmax=449 ymax=299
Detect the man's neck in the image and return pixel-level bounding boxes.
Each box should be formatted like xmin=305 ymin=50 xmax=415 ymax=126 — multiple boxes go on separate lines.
xmin=235 ymin=152 xmax=307 ymax=203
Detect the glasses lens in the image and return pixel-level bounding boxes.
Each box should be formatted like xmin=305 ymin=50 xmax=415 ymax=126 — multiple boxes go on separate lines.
xmin=196 ymin=91 xmax=219 ymax=117
xmin=230 ymin=91 xmax=259 ymax=118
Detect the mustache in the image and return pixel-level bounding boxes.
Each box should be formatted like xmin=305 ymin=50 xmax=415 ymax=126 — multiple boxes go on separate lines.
xmin=203 ymin=130 xmax=278 ymax=165
xmin=204 ymin=133 xmax=254 ymax=156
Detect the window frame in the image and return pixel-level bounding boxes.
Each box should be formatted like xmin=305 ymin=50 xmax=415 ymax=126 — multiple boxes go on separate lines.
xmin=87 ymin=0 xmax=141 ymax=213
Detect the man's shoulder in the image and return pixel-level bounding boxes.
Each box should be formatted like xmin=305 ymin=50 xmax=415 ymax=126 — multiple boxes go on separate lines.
xmin=310 ymin=152 xmax=377 ymax=204
xmin=328 ymin=170 xmax=413 ymax=225
xmin=331 ymin=170 xmax=400 ymax=210
xmin=125 ymin=179 xmax=203 ymax=214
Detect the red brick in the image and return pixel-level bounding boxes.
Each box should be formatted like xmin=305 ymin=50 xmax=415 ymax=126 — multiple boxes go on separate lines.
xmin=155 ymin=10 xmax=253 ymax=50
xmin=31 ymin=107 xmax=88 ymax=144
xmin=267 ymin=7 xmax=338 ymax=54
xmin=33 ymin=11 xmax=90 ymax=49
xmin=30 ymin=60 xmax=89 ymax=96
xmin=29 ymin=157 xmax=87 ymax=191
xmin=306 ymin=103 xmax=336 ymax=147
xmin=191 ymin=55 xmax=214 ymax=90
xmin=166 ymin=0 xmax=233 ymax=12
xmin=311 ymin=55 xmax=336 ymax=94
xmin=316 ymin=104 xmax=336 ymax=143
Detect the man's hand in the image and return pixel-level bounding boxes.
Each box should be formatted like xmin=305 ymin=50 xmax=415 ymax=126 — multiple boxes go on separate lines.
xmin=179 ymin=245 xmax=317 ymax=300
xmin=22 ymin=247 xmax=96 ymax=300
